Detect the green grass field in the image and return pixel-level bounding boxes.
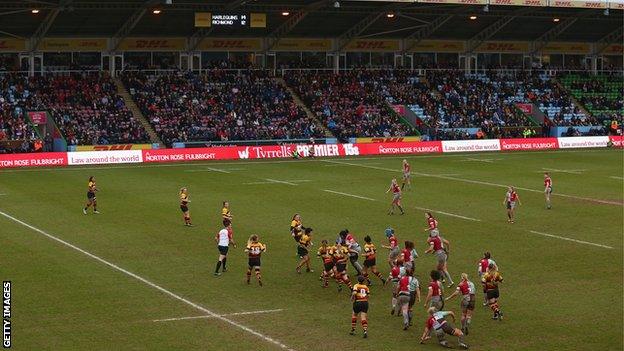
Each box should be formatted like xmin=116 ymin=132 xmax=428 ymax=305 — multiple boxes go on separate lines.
xmin=1 ymin=149 xmax=622 ymax=351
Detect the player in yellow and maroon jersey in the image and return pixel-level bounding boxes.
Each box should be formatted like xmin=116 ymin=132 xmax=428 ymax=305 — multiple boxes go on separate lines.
xmin=296 ymin=228 xmax=314 ymax=274
xmin=244 ymin=235 xmax=266 ymax=286
xmin=179 ymin=188 xmax=192 ymax=226
xmin=332 ymin=242 xmax=352 ymax=292
xmin=221 ymin=201 xmax=233 ymax=224
xmin=362 ymin=235 xmax=386 ymax=285
xmin=317 ymin=240 xmax=336 ymax=288
xmin=83 ymin=176 xmax=99 ymax=215
xmin=350 ymin=275 xmax=370 ymax=338
xmin=482 ymin=264 xmax=504 ymax=320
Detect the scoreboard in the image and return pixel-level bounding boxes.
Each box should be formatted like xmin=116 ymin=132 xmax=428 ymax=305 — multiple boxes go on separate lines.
xmin=195 ymin=12 xmax=266 ymax=28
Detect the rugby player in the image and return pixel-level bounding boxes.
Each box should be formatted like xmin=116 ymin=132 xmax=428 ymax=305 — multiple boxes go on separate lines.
xmin=544 ymin=172 xmax=553 ymax=209
xmin=503 ymin=186 xmax=521 ymax=223
xmin=350 ymin=276 xmax=370 ymax=338
xmin=332 ymin=242 xmax=352 ymax=291
xmin=424 ymin=212 xmax=439 ymax=237
xmin=178 ymin=187 xmax=192 ymax=226
xmin=362 ymin=235 xmax=386 ymax=285
xmin=381 ymin=228 xmax=400 ymax=268
xmin=424 ymin=270 xmax=444 ymax=311
xmin=244 ymin=235 xmax=266 ymax=286
xmin=386 ymin=178 xmax=405 ymax=215
xmin=83 ymin=176 xmax=99 ymax=214
xmin=482 ymin=263 xmax=504 ymax=320
xmin=477 ymin=252 xmax=497 ymax=305
xmin=401 ymin=159 xmax=411 ymax=190
xmin=420 ymin=308 xmax=469 ymax=349
xmin=296 ymin=228 xmax=314 ymax=274
xmin=446 ymin=273 xmax=476 ymax=335
xmin=425 ymin=233 xmax=454 ymax=287
xmin=317 ymin=240 xmax=335 ymax=288
xmin=221 ymin=201 xmax=233 ymax=222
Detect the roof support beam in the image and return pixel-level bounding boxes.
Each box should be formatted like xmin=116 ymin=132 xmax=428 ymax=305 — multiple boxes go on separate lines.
xmin=335 ymin=2 xmax=408 ymax=52
xmin=110 ymin=0 xmax=160 ymax=52
xmin=29 ymin=0 xmax=74 ymax=52
xmin=188 ymin=0 xmax=248 ymax=52
xmin=465 ymin=7 xmax=534 ymax=53
xmin=593 ymin=26 xmax=623 ymax=55
xmin=401 ymin=14 xmax=454 ymax=53
xmin=265 ymin=0 xmax=330 ymax=52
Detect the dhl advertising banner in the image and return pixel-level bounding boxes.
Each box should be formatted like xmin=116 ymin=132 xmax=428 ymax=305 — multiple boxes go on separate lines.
xmin=609 ymin=1 xmax=624 ymax=9
xmin=602 ymin=44 xmax=623 ymax=55
xmin=541 ymin=42 xmax=590 ymax=54
xmin=344 ymin=39 xmax=400 ymax=52
xmin=250 ymin=13 xmax=267 ymax=28
xmin=476 ymin=41 xmax=529 ymax=53
xmin=489 ymin=0 xmax=547 ymax=6
xmin=39 ymin=38 xmax=107 ymax=52
xmin=356 ymin=137 xmax=421 ymax=143
xmin=197 ymin=38 xmax=262 ymax=51
xmin=0 ymin=38 xmax=26 ymax=52
xmin=119 ymin=38 xmax=186 ymax=51
xmin=408 ymin=40 xmax=465 ymax=53
xmin=273 ymin=38 xmax=332 ymax=52
xmin=75 ymin=144 xmax=153 ymax=152
xmin=549 ymin=0 xmax=607 ymax=8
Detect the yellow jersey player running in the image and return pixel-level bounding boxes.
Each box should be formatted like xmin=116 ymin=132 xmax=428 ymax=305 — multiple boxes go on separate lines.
xmin=482 ymin=263 xmax=504 ymax=320
xmin=362 ymin=235 xmax=386 ymax=285
xmin=244 ymin=235 xmax=266 ymax=286
xmin=296 ymin=228 xmax=314 ymax=274
xmin=83 ymin=176 xmax=99 ymax=214
xmin=317 ymin=240 xmax=336 ymax=288
xmin=350 ymin=275 xmax=370 ymax=338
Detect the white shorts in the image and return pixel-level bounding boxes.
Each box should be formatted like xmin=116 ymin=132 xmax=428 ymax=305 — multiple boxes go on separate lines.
xmin=403 ymin=172 xmax=410 ymax=180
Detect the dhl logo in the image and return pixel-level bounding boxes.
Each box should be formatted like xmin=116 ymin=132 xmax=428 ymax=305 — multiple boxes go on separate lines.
xmin=134 ymin=40 xmax=175 ymax=49
xmin=371 ymin=138 xmax=406 ymax=143
xmin=605 ymin=45 xmax=623 ymax=53
xmin=92 ymin=145 xmax=134 ymax=151
xmin=212 ymin=40 xmax=251 ymax=49
xmin=78 ymin=41 xmax=101 ymax=47
xmin=458 ymin=0 xmax=482 ymax=4
xmin=582 ymin=2 xmax=603 ymax=7
xmin=484 ymin=43 xmax=521 ymax=51
xmin=552 ymin=1 xmax=573 ymax=6
xmin=354 ymin=42 xmax=391 ymax=50
xmin=524 ymin=0 xmax=544 ymax=5
xmin=493 ymin=0 xmax=515 ymax=4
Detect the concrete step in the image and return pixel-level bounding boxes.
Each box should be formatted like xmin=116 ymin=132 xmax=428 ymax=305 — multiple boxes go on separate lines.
xmin=274 ymin=77 xmax=335 ymax=139
xmin=113 ymin=77 xmax=164 ymax=147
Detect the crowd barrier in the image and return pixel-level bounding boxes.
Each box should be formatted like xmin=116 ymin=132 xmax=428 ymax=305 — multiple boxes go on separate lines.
xmin=0 ymin=136 xmax=621 ymax=169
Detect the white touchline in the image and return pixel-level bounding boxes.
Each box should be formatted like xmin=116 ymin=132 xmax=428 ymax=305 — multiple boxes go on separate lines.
xmin=528 ymin=230 xmax=613 ymax=249
xmin=0 ymin=210 xmax=295 ymax=351
xmin=460 ymin=158 xmax=499 ymax=163
xmin=245 ymin=180 xmax=311 ymax=185
xmin=609 ymin=176 xmax=624 ymax=180
xmin=264 ymin=178 xmax=297 ymax=186
xmin=205 ymin=167 xmax=231 ymax=173
xmin=153 ymin=309 xmax=284 ymax=323
xmin=323 ymin=160 xmax=623 ymax=206
xmin=323 ymin=190 xmax=376 ymax=201
xmin=412 ymin=206 xmax=481 ymax=222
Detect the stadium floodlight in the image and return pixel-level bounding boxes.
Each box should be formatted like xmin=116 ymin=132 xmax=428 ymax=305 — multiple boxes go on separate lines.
xmin=152 ymin=9 xmax=162 ymax=14
xmin=281 ymin=11 xmax=290 ymax=16
xmin=31 ymin=9 xmax=40 ymax=13
xmin=386 ymin=12 xmax=395 ymax=18
xmin=469 ymin=15 xmax=477 ymax=20
xmin=553 ymin=17 xmax=560 ymax=22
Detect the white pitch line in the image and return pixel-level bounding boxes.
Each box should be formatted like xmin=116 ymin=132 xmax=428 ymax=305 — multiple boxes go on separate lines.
xmin=542 ymin=168 xmax=585 ymax=175
xmin=264 ymin=178 xmax=297 ymax=186
xmin=244 ymin=180 xmax=312 ymax=185
xmin=609 ymin=176 xmax=624 ymax=180
xmin=323 ymin=190 xmax=376 ymax=201
xmin=412 ymin=206 xmax=481 ymax=222
xmin=153 ymin=309 xmax=284 ymax=323
xmin=460 ymin=158 xmax=499 ymax=163
xmin=529 ymin=230 xmax=613 ymax=249
xmin=323 ymin=160 xmax=623 ymax=206
xmin=0 ymin=210 xmax=295 ymax=351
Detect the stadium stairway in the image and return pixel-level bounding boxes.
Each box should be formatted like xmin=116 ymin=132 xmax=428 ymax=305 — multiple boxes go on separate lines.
xmin=553 ymin=79 xmax=593 ymax=119
xmin=275 ymin=77 xmax=336 ymax=139
xmin=113 ymin=77 xmax=164 ymax=147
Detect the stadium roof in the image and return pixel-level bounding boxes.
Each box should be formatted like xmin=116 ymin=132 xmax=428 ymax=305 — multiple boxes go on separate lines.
xmin=0 ymin=0 xmax=622 ymax=44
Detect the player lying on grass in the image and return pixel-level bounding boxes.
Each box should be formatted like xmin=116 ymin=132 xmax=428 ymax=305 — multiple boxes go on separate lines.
xmin=420 ymin=308 xmax=469 ymax=349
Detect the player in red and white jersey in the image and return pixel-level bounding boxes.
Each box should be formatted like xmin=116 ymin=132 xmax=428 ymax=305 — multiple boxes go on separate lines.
xmin=503 ymin=186 xmax=521 ymax=223
xmin=424 ymin=270 xmax=444 ymax=311
xmin=386 ymin=178 xmax=405 ymax=215
xmin=420 ymin=308 xmax=468 ymax=349
xmin=544 ymin=172 xmax=552 ymax=209
xmin=477 ymin=252 xmax=497 ymax=305
xmin=382 ymin=228 xmax=400 ymax=268
xmin=396 ymin=269 xmax=414 ymax=330
xmin=401 ymin=241 xmax=416 ymax=271
xmin=388 ymin=260 xmax=403 ymax=315
xmin=425 ymin=234 xmax=454 ymax=287
xmin=424 ymin=212 xmax=439 ymax=237
xmin=401 ymin=159 xmax=411 ymax=190
xmin=446 ymin=273 xmax=476 ymax=335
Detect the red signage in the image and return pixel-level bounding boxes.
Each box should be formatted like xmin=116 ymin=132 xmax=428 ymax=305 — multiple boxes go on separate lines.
xmin=28 ymin=111 xmax=47 ymax=125
xmin=609 ymin=135 xmax=623 ymax=148
xmin=0 ymin=152 xmax=67 ymax=168
xmin=500 ymin=138 xmax=558 ymax=151
xmin=516 ymin=103 xmax=533 ymax=114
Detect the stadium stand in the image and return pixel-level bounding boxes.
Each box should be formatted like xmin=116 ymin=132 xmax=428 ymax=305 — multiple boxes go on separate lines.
xmin=560 ymin=74 xmax=623 ymax=122
xmin=284 ymin=70 xmax=414 ymax=141
xmin=122 ymin=70 xmax=324 ymax=147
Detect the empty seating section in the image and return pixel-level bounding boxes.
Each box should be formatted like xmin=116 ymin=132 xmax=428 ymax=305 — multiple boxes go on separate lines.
xmin=122 ymin=71 xmax=323 ymax=147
